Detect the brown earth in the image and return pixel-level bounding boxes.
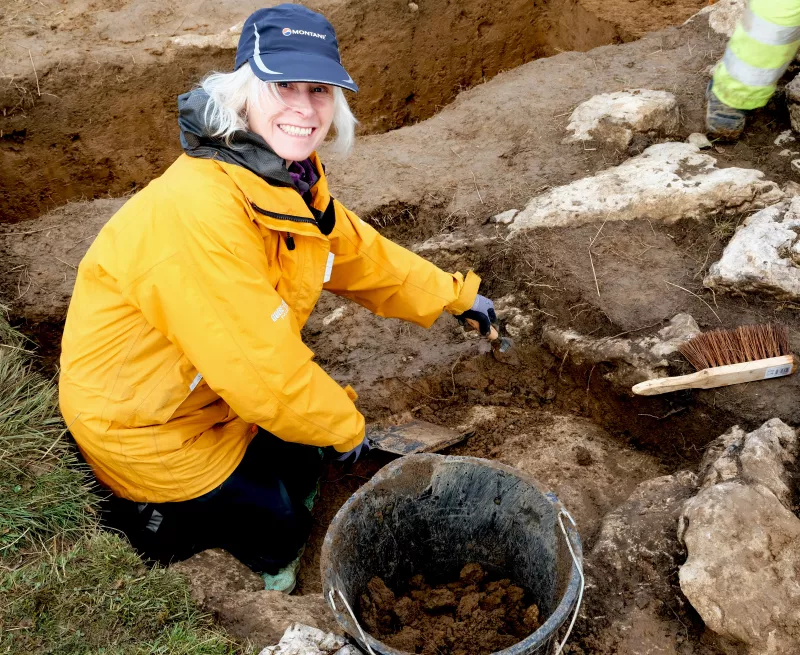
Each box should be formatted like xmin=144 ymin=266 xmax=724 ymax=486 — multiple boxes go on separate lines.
xmin=360 ymin=566 xmax=540 ymax=655
xmin=1 ymin=0 xmax=709 ymax=225
xmin=1 ymin=1 xmax=794 ymax=654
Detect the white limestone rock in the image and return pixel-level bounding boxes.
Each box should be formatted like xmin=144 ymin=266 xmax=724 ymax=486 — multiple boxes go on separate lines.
xmin=586 ymin=471 xmax=699 ymax=655
xmin=488 ymin=209 xmax=518 ymax=225
xmin=564 ymin=89 xmax=680 ymax=149
xmin=679 ymin=419 xmax=800 ymax=655
xmin=510 ymin=143 xmax=783 ymax=234
xmin=322 ymin=306 xmax=347 ymax=327
xmin=687 ymin=132 xmax=712 ymax=149
xmin=695 ymin=0 xmax=746 ymax=37
xmin=543 ymin=313 xmax=700 ymax=386
xmin=171 ymin=22 xmax=243 ymax=48
xmin=411 ymin=230 xmax=494 ymax=254
xmin=784 ymin=181 xmax=800 ymax=197
xmin=785 ymin=75 xmax=800 ymax=134
xmin=704 ymin=198 xmax=800 ymax=300
xmin=259 ymin=624 xmax=356 ymax=655
xmin=775 ymin=130 xmax=796 ymax=146
xmin=494 ymin=294 xmax=534 ymax=338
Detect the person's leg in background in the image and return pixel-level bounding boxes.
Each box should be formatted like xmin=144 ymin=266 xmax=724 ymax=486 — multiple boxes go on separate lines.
xmin=708 ymin=0 xmax=800 ymax=138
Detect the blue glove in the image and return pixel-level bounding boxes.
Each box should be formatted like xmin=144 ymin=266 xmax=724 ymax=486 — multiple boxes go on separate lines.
xmin=457 ymin=294 xmax=496 ymax=336
xmin=334 ymin=434 xmax=371 ymax=463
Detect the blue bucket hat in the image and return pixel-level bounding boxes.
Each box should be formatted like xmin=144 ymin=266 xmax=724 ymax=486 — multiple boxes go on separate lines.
xmin=235 ymin=4 xmax=358 ymax=93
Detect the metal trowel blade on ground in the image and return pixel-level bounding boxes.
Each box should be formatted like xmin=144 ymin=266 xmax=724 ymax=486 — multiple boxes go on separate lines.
xmin=367 ymin=420 xmax=473 ymax=456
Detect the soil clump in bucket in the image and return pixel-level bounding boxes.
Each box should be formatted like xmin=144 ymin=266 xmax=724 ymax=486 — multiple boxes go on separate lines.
xmin=360 ymin=563 xmax=541 ymax=655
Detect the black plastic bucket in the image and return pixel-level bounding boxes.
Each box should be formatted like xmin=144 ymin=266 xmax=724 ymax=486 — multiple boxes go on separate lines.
xmin=321 ymin=454 xmax=583 ymax=655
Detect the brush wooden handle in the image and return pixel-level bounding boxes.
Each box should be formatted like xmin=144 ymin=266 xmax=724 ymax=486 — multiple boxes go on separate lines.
xmin=465 ymin=318 xmax=499 ymax=342
xmin=632 ymin=355 xmax=797 ymax=396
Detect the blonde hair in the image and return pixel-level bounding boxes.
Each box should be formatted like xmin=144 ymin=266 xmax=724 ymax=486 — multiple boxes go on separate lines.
xmin=200 ymin=65 xmax=357 ymax=155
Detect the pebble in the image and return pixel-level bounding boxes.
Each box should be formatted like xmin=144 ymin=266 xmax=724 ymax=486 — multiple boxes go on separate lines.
xmin=774 ymin=130 xmax=796 ymax=146
xmin=686 ymin=133 xmax=712 ymax=149
xmin=488 ymin=209 xmax=518 ymax=225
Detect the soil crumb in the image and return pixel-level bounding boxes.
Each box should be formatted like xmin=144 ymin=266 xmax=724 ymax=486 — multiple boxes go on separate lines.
xmin=360 ymin=564 xmax=540 ymax=655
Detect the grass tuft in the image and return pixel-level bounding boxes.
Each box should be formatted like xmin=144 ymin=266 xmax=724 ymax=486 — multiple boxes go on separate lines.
xmin=0 ymin=310 xmax=242 ymax=654
xmin=0 ymin=315 xmax=97 ymax=558
xmin=1 ymin=532 xmax=237 ymax=654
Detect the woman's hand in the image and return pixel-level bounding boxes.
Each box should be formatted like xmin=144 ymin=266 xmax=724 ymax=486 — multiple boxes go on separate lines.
xmin=457 ymin=294 xmax=496 ymax=336
xmin=334 ymin=434 xmax=371 ymax=464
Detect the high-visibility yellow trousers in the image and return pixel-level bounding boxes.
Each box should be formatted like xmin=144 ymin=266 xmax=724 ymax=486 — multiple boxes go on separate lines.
xmin=712 ymin=0 xmax=800 ymax=110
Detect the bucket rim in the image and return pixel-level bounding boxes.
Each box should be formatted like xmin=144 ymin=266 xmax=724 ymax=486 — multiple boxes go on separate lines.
xmin=321 ymin=454 xmax=584 ymax=655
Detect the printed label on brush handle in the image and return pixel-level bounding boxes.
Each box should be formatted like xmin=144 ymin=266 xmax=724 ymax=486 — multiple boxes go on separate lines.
xmin=764 ymin=365 xmax=793 ymax=379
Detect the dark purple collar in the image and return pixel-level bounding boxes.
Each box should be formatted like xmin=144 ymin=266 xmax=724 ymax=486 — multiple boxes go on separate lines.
xmin=287 ymin=158 xmax=319 ymax=198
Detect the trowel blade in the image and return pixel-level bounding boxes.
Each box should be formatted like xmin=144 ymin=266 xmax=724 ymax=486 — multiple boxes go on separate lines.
xmin=367 ymin=420 xmax=472 ymax=456
xmin=491 ymin=336 xmax=520 ymax=365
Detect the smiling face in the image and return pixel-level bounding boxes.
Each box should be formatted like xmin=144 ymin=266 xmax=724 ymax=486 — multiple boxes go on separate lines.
xmin=247 ymin=81 xmax=336 ymax=164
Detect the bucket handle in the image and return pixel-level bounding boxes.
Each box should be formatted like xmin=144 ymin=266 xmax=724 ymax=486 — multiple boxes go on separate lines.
xmin=328 ymin=587 xmax=379 ymax=655
xmin=554 ymin=509 xmax=584 ymax=655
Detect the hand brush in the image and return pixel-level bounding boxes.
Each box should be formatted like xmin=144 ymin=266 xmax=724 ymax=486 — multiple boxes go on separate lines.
xmin=632 ymin=323 xmax=796 ymax=396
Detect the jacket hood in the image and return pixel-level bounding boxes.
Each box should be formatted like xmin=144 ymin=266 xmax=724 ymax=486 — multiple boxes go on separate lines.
xmin=178 ymin=88 xmax=294 ymax=187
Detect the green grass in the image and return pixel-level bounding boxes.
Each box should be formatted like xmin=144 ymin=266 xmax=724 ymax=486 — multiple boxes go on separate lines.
xmin=0 ymin=313 xmax=240 ymax=654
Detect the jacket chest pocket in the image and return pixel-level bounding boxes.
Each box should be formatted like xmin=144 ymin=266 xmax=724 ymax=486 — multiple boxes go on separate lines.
xmin=271 ymin=234 xmax=330 ymax=325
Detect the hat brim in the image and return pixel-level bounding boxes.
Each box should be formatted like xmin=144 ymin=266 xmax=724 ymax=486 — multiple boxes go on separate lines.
xmin=247 ymin=53 xmax=358 ymax=92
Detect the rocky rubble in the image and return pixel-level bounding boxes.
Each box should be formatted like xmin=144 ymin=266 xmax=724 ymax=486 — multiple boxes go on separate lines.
xmin=508 ymin=143 xmax=783 ymax=233
xmin=579 ymin=471 xmax=700 ymax=655
xmin=704 ymin=198 xmax=800 ymax=301
xmin=785 ymin=76 xmax=800 ymax=134
xmin=564 ymin=89 xmax=680 ymax=149
xmin=697 ymin=0 xmax=746 ymax=37
xmin=679 ymin=419 xmax=800 ymax=654
xmin=543 ymin=313 xmax=700 ymax=387
xmin=258 ymin=624 xmax=358 ymax=655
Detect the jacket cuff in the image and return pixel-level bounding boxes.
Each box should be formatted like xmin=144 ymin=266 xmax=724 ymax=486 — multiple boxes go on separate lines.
xmin=332 ymin=427 xmax=365 ymax=453
xmin=445 ymin=270 xmax=481 ymax=316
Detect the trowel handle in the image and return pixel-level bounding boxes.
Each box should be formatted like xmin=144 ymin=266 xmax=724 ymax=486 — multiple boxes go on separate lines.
xmin=465 ymin=318 xmax=499 ymax=341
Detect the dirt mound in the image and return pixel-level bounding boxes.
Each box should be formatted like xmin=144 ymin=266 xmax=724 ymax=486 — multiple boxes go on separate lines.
xmin=1 ymin=0 xmax=709 ymax=225
xmin=361 ymin=565 xmax=540 ymax=655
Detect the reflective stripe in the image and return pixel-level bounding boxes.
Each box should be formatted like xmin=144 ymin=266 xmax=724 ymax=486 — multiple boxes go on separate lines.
xmin=742 ymin=7 xmax=800 ymax=46
xmin=252 ymin=25 xmax=283 ymax=76
xmin=712 ymin=62 xmax=776 ymax=110
xmin=730 ymin=26 xmax=800 ymax=70
xmin=722 ymin=48 xmax=788 ymax=87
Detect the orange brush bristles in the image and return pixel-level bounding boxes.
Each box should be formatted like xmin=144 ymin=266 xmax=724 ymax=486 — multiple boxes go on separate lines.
xmin=678 ymin=324 xmax=792 ymax=371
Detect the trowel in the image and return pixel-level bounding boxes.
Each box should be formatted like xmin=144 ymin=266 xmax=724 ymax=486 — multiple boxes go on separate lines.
xmin=367 ymin=420 xmax=473 ymax=456
xmin=465 ymin=319 xmax=517 ymax=364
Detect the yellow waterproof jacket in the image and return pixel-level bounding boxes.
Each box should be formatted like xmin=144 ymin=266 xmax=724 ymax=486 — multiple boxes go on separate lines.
xmin=59 ymin=152 xmax=480 ymax=503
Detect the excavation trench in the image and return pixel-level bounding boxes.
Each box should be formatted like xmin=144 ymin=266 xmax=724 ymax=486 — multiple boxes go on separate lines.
xmin=0 ymin=0 xmax=641 ymax=225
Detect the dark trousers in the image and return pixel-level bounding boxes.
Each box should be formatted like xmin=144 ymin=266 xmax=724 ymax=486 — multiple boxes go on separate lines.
xmin=101 ymin=430 xmax=323 ymax=574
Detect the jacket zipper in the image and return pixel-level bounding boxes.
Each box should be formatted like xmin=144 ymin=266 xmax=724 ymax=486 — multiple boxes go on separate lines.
xmin=251 ymin=203 xmax=318 ymax=226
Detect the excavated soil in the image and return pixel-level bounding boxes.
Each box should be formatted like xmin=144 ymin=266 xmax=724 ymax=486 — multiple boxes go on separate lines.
xmin=2 ymin=2 xmax=796 ymax=654
xmin=0 ymin=0 xmax=708 ymax=224
xmin=360 ymin=565 xmax=540 ymax=655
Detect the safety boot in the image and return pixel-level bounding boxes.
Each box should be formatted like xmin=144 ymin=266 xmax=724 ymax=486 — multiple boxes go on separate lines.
xmin=706 ymin=81 xmax=747 ymax=140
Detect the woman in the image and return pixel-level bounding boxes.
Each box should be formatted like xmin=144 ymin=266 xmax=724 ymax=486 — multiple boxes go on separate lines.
xmin=59 ymin=4 xmax=496 ymax=592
